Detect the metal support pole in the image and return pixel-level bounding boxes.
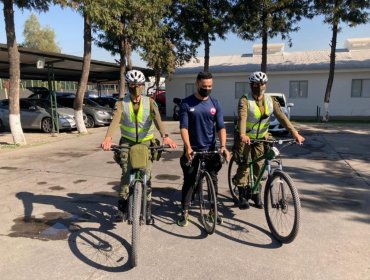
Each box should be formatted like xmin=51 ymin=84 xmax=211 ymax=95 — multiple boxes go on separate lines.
xmin=48 ymin=64 xmax=59 ymax=135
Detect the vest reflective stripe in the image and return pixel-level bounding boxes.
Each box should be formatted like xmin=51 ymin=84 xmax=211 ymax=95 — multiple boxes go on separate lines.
xmin=120 ymin=95 xmax=155 ymax=142
xmin=244 ymin=94 xmax=273 ymax=139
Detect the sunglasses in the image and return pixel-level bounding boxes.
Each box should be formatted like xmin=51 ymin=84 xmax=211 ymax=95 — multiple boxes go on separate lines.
xmin=128 ymin=83 xmax=144 ymax=88
xmin=251 ymin=83 xmax=266 ymax=87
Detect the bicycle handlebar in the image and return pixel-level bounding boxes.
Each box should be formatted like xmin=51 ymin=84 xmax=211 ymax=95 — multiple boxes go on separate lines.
xmin=250 ymin=138 xmax=297 ymax=145
xmin=110 ymin=144 xmax=171 ymax=152
xmin=186 ymin=149 xmax=228 ymax=166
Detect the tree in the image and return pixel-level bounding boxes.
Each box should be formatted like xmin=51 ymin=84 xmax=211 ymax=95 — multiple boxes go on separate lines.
xmin=55 ymin=0 xmax=104 ymax=133
xmin=313 ymin=0 xmax=370 ymax=122
xmin=22 ymin=13 xmax=61 ymax=52
xmin=166 ymin=0 xmax=232 ymax=71
xmin=232 ymin=0 xmax=310 ymax=73
xmin=141 ymin=36 xmax=177 ymax=98
xmin=2 ymin=0 xmax=51 ymax=145
xmin=95 ymin=0 xmax=171 ymax=99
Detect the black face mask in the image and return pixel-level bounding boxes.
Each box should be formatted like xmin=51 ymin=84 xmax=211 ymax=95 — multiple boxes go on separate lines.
xmin=199 ymin=87 xmax=212 ymax=97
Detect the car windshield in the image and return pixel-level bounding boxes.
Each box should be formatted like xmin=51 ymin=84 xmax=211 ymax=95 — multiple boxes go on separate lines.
xmin=83 ymin=98 xmax=101 ymax=107
xmin=273 ymin=96 xmax=285 ymax=107
xmin=30 ymin=99 xmax=67 ymax=109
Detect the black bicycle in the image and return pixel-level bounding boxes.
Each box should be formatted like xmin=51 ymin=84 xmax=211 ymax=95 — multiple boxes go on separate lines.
xmin=187 ymin=150 xmax=225 ymax=235
xmin=111 ymin=143 xmax=169 ymax=267
xmin=228 ymin=138 xmax=301 ymax=243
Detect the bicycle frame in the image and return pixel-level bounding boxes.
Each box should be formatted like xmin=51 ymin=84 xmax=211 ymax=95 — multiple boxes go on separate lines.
xmin=244 ymin=140 xmax=289 ymax=195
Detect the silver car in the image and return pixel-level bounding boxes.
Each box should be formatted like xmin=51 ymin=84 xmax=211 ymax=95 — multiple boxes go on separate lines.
xmin=265 ymin=93 xmax=294 ymax=134
xmin=0 ymin=98 xmax=77 ymax=133
xmin=56 ymin=97 xmax=113 ymax=128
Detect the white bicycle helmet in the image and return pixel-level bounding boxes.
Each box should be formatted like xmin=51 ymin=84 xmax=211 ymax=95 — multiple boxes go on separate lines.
xmin=249 ymin=71 xmax=268 ymax=84
xmin=125 ymin=70 xmax=146 ymax=84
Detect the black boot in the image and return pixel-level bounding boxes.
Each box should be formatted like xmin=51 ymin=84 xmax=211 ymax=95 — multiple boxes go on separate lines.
xmin=238 ymin=187 xmax=250 ymax=210
xmin=251 ymin=192 xmax=263 ymax=209
xmin=146 ymin=200 xmax=155 ymax=225
xmin=115 ymin=199 xmax=127 ymax=222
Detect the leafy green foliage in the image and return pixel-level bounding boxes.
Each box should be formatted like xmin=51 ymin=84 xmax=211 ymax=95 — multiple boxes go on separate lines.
xmin=22 ymin=13 xmax=61 ymax=52
xmin=165 ymin=0 xmax=233 ymax=70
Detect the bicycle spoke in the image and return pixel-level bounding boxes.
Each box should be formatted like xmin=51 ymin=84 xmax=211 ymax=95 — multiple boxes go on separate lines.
xmin=199 ymin=172 xmax=217 ymax=235
xmin=264 ymin=170 xmax=301 ymax=243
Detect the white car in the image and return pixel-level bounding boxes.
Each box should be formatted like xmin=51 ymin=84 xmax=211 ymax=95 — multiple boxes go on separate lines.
xmin=265 ymin=93 xmax=294 ymax=134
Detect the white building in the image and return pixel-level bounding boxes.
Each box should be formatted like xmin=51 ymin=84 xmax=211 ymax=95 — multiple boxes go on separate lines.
xmin=165 ymin=38 xmax=370 ymax=120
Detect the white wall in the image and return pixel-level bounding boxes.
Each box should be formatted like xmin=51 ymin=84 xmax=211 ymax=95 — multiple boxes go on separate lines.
xmin=166 ymin=70 xmax=370 ymax=118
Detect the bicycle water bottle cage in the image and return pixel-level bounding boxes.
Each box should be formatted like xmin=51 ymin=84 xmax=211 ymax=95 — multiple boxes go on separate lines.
xmin=266 ymin=146 xmax=280 ymax=160
xmin=129 ymin=144 xmax=149 ymax=169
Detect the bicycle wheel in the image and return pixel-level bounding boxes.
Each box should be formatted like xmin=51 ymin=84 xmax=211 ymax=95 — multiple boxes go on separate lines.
xmin=199 ymin=171 xmax=217 ymax=235
xmin=228 ymin=155 xmax=239 ymax=203
xmin=131 ymin=181 xmax=142 ymax=267
xmin=264 ymin=170 xmax=301 ymax=244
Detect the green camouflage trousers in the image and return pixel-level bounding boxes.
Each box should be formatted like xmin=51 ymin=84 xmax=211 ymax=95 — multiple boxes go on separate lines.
xmin=114 ymin=138 xmax=153 ymax=201
xmin=233 ymin=140 xmax=265 ymax=189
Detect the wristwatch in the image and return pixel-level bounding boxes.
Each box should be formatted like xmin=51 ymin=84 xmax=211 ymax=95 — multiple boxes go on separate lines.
xmin=162 ymin=134 xmax=169 ymax=139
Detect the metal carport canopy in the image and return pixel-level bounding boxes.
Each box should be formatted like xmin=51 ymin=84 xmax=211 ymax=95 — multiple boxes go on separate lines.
xmin=0 ymin=44 xmax=152 ymax=82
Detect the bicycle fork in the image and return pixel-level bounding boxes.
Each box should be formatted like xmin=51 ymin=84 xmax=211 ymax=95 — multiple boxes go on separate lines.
xmin=266 ymin=161 xmax=286 ymax=210
xmin=127 ymin=171 xmax=148 ymax=225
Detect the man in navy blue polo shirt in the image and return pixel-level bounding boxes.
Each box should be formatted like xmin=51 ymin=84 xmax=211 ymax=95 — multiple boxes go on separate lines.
xmin=177 ymin=71 xmax=230 ymax=227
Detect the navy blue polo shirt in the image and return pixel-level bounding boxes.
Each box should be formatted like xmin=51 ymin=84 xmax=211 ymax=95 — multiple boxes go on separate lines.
xmin=179 ymin=94 xmax=225 ymax=151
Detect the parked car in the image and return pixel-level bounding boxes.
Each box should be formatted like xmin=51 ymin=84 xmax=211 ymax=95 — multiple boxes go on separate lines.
xmin=0 ymin=98 xmax=77 ymax=133
xmin=87 ymin=96 xmax=117 ymax=109
xmin=173 ymin=97 xmax=182 ymax=121
xmin=265 ymin=93 xmax=294 ymax=134
xmin=28 ymin=90 xmax=73 ymax=99
xmin=56 ymin=97 xmax=113 ymax=128
xmin=26 ymin=86 xmax=50 ymax=98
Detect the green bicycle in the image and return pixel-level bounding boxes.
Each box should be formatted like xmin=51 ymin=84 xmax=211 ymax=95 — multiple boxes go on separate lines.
xmin=111 ymin=143 xmax=169 ymax=268
xmin=228 ymin=138 xmax=301 ymax=244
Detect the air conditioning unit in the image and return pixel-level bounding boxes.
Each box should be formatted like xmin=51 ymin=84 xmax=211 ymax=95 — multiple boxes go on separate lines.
xmin=345 ymin=38 xmax=370 ymax=51
xmin=253 ymin=43 xmax=284 ymax=56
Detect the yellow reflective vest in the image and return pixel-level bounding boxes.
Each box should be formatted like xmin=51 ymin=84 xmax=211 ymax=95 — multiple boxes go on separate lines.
xmin=243 ymin=93 xmax=273 ymax=139
xmin=120 ymin=95 xmax=155 ymax=142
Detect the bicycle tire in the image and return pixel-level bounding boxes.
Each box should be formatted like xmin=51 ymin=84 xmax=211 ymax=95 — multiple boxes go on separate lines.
xmin=199 ymin=171 xmax=217 ymax=235
xmin=131 ymin=181 xmax=142 ymax=267
xmin=264 ymin=170 xmax=301 ymax=244
xmin=228 ymin=155 xmax=240 ymax=203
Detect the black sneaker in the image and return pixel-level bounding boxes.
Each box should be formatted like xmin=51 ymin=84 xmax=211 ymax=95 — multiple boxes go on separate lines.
xmin=177 ymin=210 xmax=189 ymax=227
xmin=238 ymin=187 xmax=250 ymax=209
xmin=114 ymin=210 xmax=125 ymax=222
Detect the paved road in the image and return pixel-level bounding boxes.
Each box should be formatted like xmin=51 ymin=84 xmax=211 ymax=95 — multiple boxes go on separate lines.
xmin=0 ymin=122 xmax=369 ymax=280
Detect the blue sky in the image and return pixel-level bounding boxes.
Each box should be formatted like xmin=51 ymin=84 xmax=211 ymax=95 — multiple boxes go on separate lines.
xmin=1 ymin=4 xmax=369 ymax=67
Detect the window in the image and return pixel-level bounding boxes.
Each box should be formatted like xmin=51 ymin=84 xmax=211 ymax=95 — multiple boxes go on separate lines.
xmin=289 ymin=81 xmax=308 ymax=98
xmin=351 ymin=79 xmax=370 ymax=98
xmin=235 ymin=82 xmax=249 ymax=99
xmin=185 ymin=83 xmax=195 ymax=97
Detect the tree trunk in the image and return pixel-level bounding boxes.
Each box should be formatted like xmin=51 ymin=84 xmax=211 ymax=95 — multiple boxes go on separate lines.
xmin=126 ymin=40 xmax=132 ymax=70
xmin=204 ymin=33 xmax=210 ymax=72
xmin=74 ymin=11 xmax=91 ymax=134
xmin=3 ymin=0 xmax=26 ymax=145
xmin=322 ymin=21 xmax=338 ymax=122
xmin=260 ymin=9 xmax=268 ymax=73
xmin=118 ymin=37 xmax=127 ymax=99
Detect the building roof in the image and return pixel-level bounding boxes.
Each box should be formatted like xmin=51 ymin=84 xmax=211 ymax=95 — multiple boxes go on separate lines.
xmin=0 ymin=44 xmax=153 ymax=82
xmin=175 ymin=38 xmax=370 ymax=75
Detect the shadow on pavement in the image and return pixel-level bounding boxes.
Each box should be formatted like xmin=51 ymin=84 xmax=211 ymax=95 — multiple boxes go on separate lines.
xmin=11 ymin=191 xmax=135 ymax=272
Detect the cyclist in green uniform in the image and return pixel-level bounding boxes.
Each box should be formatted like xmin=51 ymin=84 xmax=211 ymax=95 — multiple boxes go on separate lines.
xmin=101 ymin=70 xmax=177 ymax=223
xmin=234 ymin=71 xmax=305 ymax=209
